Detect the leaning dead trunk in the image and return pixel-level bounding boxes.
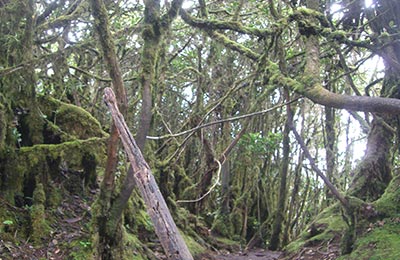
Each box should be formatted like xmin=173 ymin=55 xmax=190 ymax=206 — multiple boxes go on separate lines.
xmin=103 ymin=87 xmax=193 ymax=260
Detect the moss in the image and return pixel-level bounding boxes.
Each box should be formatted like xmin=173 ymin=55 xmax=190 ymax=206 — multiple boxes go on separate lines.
xmin=1 ymin=137 xmax=107 ymax=208
xmin=374 ymin=174 xmax=400 ymax=217
xmin=46 ymin=183 xmax=63 ymax=207
xmin=215 ymin=236 xmax=240 ymax=247
xmin=123 ymin=230 xmax=147 ymax=259
xmin=0 ymin=212 xmax=18 ymax=242
xmin=30 ymin=183 xmax=51 ymax=245
xmin=266 ymin=60 xmax=305 ymax=93
xmin=211 ymin=214 xmax=234 ymax=238
xmin=68 ymin=238 xmax=94 ymax=260
xmin=330 ymin=30 xmax=347 ymax=41
xmin=37 ymin=96 xmax=107 ymax=143
xmin=182 ymin=232 xmax=207 ymax=256
xmin=339 ymin=220 xmax=400 ymax=260
xmin=285 ymin=237 xmax=306 ymax=254
xmin=314 ymin=205 xmax=347 ymax=231
xmin=55 ymin=102 xmax=106 ymax=140
xmin=230 ymin=210 xmax=244 ymax=235
xmin=285 ymin=204 xmax=347 ymax=253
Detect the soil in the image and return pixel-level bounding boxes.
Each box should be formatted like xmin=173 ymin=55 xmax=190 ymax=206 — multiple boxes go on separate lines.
xmin=213 ymin=248 xmax=283 ymax=260
xmin=0 ymin=189 xmax=95 ymax=259
xmin=204 ymin=244 xmax=339 ymax=260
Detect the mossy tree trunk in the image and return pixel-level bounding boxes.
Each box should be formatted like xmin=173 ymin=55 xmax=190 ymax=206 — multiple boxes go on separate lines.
xmin=298 ymin=0 xmax=400 ymax=253
xmin=0 ymin=0 xmax=108 ymax=249
xmin=269 ymin=91 xmax=292 ymax=250
xmin=348 ymin=0 xmax=400 ymax=201
xmin=90 ymin=0 xmax=185 ymax=258
xmin=0 ymin=0 xmax=43 ymax=148
xmin=89 ymin=0 xmax=129 ymax=258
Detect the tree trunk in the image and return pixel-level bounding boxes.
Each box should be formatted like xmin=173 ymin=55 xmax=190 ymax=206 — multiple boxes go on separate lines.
xmin=269 ymin=92 xmax=291 ymax=250
xmin=89 ymin=0 xmax=129 ymax=257
xmin=104 ymin=87 xmax=193 ymax=260
xmin=348 ymin=0 xmax=400 ymax=201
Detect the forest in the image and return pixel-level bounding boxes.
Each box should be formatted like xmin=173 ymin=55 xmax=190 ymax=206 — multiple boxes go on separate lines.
xmin=1 ymin=0 xmax=400 ymax=259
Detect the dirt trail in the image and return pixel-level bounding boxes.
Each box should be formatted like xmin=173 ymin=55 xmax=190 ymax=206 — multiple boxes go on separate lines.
xmin=214 ymin=248 xmax=282 ymax=260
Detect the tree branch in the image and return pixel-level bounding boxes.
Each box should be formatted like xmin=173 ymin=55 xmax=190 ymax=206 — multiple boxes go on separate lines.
xmin=147 ymin=97 xmax=301 ymax=140
xmin=290 ymin=124 xmax=348 ymax=208
xmin=179 ymin=8 xmax=273 ymax=38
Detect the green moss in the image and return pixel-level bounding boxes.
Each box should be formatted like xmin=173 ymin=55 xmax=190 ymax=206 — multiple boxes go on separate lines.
xmin=230 ymin=210 xmax=244 ymax=235
xmin=68 ymin=238 xmax=94 ymax=260
xmin=215 ymin=236 xmax=240 ymax=246
xmin=0 ymin=213 xmax=18 ymax=242
xmin=46 ymin=183 xmax=63 ymax=207
xmin=212 ymin=214 xmax=234 ymax=238
xmin=37 ymin=96 xmax=107 ymax=142
xmin=182 ymin=232 xmax=207 ymax=256
xmin=31 ymin=183 xmax=51 ymax=245
xmin=1 ymin=137 xmax=106 ymax=208
xmin=55 ymin=102 xmax=106 ymax=140
xmin=124 ymin=229 xmax=147 ymax=260
xmin=314 ymin=205 xmax=347 ymax=231
xmin=285 ymin=204 xmax=346 ymax=253
xmin=374 ymin=175 xmax=400 ymax=217
xmin=339 ymin=221 xmax=400 ymax=260
xmin=285 ymin=238 xmax=306 ymax=253
xmin=297 ymin=7 xmax=322 ymax=17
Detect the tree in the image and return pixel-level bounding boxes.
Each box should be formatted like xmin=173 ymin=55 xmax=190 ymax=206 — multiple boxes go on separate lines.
xmin=1 ymin=0 xmax=400 ymax=259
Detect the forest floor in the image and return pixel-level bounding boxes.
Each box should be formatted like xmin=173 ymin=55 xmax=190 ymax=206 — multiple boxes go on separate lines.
xmin=210 ymin=248 xmax=283 ymax=260
xmin=0 ymin=189 xmax=94 ymax=259
xmin=205 ymin=244 xmax=339 ymax=260
xmin=0 ymin=186 xmax=340 ymax=260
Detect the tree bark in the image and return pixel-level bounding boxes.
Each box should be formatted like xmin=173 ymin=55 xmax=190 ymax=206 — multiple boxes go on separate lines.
xmin=347 ymin=0 xmax=400 ymax=201
xmin=90 ymin=1 xmax=130 ymax=258
xmin=104 ymin=87 xmax=193 ymax=260
xmin=269 ymin=90 xmax=291 ymax=250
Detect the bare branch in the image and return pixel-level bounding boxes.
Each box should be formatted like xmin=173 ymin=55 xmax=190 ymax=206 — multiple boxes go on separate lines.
xmin=147 ymin=97 xmax=301 ymax=140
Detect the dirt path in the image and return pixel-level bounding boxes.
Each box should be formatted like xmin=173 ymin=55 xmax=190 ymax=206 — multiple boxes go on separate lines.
xmin=214 ymin=248 xmax=282 ymax=260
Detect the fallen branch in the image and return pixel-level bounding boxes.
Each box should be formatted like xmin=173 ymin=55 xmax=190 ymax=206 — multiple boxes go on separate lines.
xmin=103 ymin=87 xmax=193 ymax=260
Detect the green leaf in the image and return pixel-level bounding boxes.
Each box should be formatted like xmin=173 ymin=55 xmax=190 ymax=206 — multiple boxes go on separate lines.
xmin=3 ymin=220 xmax=13 ymax=225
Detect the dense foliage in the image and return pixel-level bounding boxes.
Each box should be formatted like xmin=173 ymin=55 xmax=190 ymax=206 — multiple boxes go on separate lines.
xmin=1 ymin=0 xmax=400 ymax=259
